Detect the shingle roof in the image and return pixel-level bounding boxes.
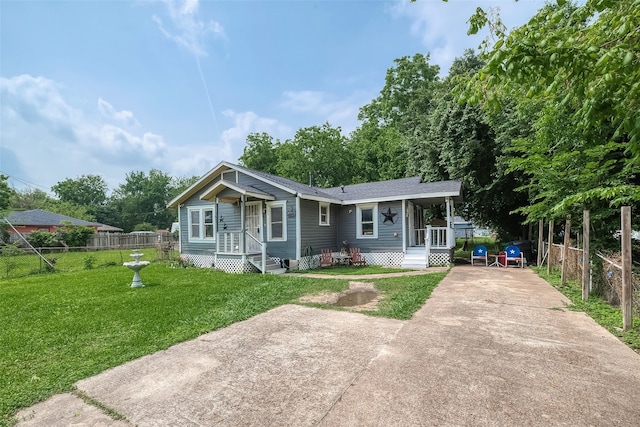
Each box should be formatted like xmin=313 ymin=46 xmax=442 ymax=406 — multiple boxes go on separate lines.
xmin=321 ymin=177 xmax=462 ymax=202
xmin=168 ymin=161 xmax=462 ymax=207
xmin=4 ymin=209 xmax=101 ymax=227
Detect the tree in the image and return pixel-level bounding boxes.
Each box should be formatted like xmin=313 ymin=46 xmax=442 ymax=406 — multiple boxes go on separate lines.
xmin=111 ymin=169 xmax=175 ymax=232
xmin=0 ymin=174 xmax=13 ymax=212
xmin=9 ymin=188 xmax=53 ymax=210
xmin=359 ymin=53 xmax=441 ymax=134
xmin=51 ymin=175 xmax=107 ymax=207
xmin=470 ymin=0 xmax=640 ymax=213
xmin=275 ymin=123 xmax=352 ymax=187
xmin=348 ymin=125 xmax=407 ymax=183
xmin=239 ymin=132 xmax=280 ymax=174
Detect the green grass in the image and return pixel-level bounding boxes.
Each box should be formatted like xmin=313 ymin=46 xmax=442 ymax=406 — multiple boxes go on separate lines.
xmin=533 ymin=267 xmax=640 ymax=349
xmin=454 ymin=237 xmax=499 ymax=262
xmin=308 ymin=265 xmax=414 ymax=275
xmin=366 ymin=272 xmax=447 ymax=319
xmin=0 ymin=262 xmax=447 ymax=425
xmin=0 ymin=247 xmax=172 ymax=279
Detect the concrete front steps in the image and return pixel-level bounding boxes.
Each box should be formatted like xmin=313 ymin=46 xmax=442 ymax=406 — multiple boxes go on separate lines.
xmin=249 ymin=255 xmax=287 ymax=274
xmin=401 ymin=247 xmax=428 ymax=269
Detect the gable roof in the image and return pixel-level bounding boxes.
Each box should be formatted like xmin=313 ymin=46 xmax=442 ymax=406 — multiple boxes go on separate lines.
xmin=168 ymin=161 xmax=462 ymax=207
xmin=4 ymin=209 xmax=101 ymax=227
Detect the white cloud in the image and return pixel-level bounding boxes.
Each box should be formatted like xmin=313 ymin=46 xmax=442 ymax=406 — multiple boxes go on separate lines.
xmin=0 ymin=74 xmax=80 ymax=142
xmin=391 ymin=0 xmax=543 ymax=74
xmin=280 ymin=90 xmax=372 ymax=134
xmin=220 ymin=109 xmax=291 ymax=147
xmin=98 ymin=98 xmax=141 ymax=127
xmin=0 ymin=74 xmax=170 ymax=190
xmin=98 ymin=125 xmax=166 ymax=157
xmin=153 ymin=0 xmax=225 ymax=57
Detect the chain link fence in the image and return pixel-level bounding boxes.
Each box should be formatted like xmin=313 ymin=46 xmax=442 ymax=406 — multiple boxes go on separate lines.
xmin=0 ymin=243 xmax=179 ymax=280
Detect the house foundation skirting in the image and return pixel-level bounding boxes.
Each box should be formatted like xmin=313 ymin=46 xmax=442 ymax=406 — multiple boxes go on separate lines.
xmin=298 ymin=251 xmax=405 ymax=271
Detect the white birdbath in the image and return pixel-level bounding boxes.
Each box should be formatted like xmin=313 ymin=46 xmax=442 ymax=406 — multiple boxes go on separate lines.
xmin=123 ymin=250 xmax=150 ymax=288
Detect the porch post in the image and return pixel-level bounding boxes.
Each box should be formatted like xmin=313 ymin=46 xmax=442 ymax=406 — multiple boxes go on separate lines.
xmin=215 ymin=198 xmax=219 ymax=265
xmin=261 ymin=201 xmax=267 ymax=274
xmin=240 ymin=195 xmax=246 ymax=255
xmin=401 ymin=200 xmax=407 ymax=253
xmin=425 ymin=225 xmax=431 ymax=267
xmin=445 ymin=197 xmax=453 ymax=249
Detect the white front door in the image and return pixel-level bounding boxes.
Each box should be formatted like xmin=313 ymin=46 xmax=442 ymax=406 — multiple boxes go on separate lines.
xmin=245 ymin=201 xmax=262 ymax=253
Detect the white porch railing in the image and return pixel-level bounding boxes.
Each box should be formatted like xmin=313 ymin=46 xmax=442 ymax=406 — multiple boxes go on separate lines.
xmin=216 ymin=230 xmax=242 ymax=254
xmin=216 ymin=230 xmax=267 ymax=273
xmin=414 ymin=227 xmax=452 ymax=249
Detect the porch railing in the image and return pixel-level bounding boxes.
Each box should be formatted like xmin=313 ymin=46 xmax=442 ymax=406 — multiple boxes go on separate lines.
xmin=216 ymin=230 xmax=242 ymax=254
xmin=415 ymin=227 xmax=452 ymax=249
xmin=216 ymin=230 xmax=267 ymax=273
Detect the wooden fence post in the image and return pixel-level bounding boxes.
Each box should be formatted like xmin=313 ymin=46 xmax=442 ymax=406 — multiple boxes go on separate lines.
xmin=561 ymin=215 xmax=571 ymax=287
xmin=582 ymin=210 xmax=590 ymax=301
xmin=621 ymin=206 xmax=632 ymax=331
xmin=547 ymin=220 xmax=554 ymax=274
xmin=537 ymin=219 xmax=543 ymax=266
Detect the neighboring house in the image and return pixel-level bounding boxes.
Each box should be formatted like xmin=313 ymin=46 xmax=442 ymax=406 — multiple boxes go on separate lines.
xmin=454 ymin=216 xmax=474 ymax=239
xmin=168 ymin=162 xmax=463 ymax=274
xmin=4 ymin=209 xmax=102 ymax=234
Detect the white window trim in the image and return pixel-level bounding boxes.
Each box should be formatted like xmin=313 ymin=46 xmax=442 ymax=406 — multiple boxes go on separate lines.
xmin=187 ymin=206 xmax=216 ymax=242
xmin=356 ymin=203 xmax=378 ymax=239
xmin=319 ymin=202 xmax=330 ymax=226
xmin=267 ymin=201 xmax=287 ymax=242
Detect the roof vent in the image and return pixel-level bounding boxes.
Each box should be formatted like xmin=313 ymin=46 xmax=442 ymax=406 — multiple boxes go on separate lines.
xmin=341 ymin=185 xmax=345 ymax=193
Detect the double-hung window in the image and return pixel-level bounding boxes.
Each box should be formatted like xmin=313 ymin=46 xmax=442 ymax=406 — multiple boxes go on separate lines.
xmin=319 ymin=202 xmax=330 ymax=226
xmin=267 ymin=201 xmax=287 ymax=241
xmin=188 ymin=206 xmax=215 ymax=241
xmin=356 ymin=203 xmax=378 ymax=239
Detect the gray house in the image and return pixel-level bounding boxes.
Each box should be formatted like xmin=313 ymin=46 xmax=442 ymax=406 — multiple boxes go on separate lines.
xmin=167 ymin=162 xmax=462 ymax=273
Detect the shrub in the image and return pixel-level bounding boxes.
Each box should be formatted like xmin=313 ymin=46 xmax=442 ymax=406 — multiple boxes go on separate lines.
xmin=27 ymin=231 xmax=58 ymax=248
xmin=57 ymin=223 xmax=94 ymax=248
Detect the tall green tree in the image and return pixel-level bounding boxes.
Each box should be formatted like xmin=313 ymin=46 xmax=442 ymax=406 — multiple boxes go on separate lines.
xmin=51 ymin=175 xmax=107 ymax=208
xmin=470 ymin=0 xmax=640 ymax=215
xmin=111 ymin=169 xmax=174 ymax=231
xmin=0 ymin=174 xmax=13 ymax=212
xmin=239 ymin=132 xmax=280 ymax=174
xmin=348 ymin=125 xmax=407 ymax=183
xmin=275 ymin=123 xmax=352 ymax=187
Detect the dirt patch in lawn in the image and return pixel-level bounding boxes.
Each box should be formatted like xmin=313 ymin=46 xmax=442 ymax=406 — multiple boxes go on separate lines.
xmin=298 ymin=281 xmax=383 ymax=312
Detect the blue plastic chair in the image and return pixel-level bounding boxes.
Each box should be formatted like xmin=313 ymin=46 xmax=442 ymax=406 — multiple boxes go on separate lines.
xmin=471 ymin=245 xmax=488 ymax=266
xmin=504 ymin=245 xmax=524 ymax=268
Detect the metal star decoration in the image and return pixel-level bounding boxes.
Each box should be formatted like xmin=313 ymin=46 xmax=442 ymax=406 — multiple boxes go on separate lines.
xmin=381 ymin=207 xmax=398 ymax=224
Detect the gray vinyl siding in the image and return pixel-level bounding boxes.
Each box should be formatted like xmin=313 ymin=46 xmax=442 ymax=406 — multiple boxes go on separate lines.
xmin=336 ymin=201 xmax=403 ymax=253
xmin=299 ymin=199 xmax=338 ymax=254
xmin=235 ymin=173 xmax=298 ymax=260
xmin=180 ymin=170 xmax=298 ymax=260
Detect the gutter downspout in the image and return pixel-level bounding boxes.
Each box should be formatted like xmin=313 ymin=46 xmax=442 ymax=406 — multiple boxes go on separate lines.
xmin=296 ymin=195 xmax=301 ymax=261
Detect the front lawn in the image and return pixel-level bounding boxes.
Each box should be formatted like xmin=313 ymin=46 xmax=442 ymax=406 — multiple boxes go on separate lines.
xmin=309 ymin=265 xmax=414 ymax=275
xmin=0 ymin=263 xmax=446 ymax=425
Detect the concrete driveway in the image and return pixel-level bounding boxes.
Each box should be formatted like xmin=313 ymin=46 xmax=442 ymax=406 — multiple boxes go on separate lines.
xmin=15 ymin=266 xmax=640 ymax=426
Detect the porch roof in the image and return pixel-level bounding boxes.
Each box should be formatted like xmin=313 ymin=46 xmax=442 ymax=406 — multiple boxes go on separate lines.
xmin=199 ymin=179 xmax=276 ymax=203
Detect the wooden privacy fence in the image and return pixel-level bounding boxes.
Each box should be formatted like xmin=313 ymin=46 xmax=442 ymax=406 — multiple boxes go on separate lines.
xmin=86 ymin=232 xmax=174 ymax=249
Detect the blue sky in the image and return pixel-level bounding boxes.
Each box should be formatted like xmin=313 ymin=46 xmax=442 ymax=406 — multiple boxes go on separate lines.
xmin=1 ymin=0 xmax=543 ymax=195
